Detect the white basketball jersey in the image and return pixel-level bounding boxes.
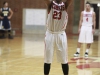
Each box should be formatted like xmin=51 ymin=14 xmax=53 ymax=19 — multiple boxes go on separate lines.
xmin=82 ymin=10 xmax=93 ymax=26
xmin=46 ymin=1 xmax=68 ymax=32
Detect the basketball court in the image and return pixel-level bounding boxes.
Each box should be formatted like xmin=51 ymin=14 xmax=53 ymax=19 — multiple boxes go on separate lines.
xmin=0 ymin=0 xmax=100 ymax=75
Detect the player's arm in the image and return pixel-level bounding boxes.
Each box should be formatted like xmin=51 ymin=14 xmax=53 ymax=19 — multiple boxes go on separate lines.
xmin=8 ymin=8 xmax=13 ymax=19
xmin=0 ymin=8 xmax=3 ymax=19
xmin=78 ymin=11 xmax=83 ymax=33
xmin=65 ymin=0 xmax=72 ymax=10
xmin=44 ymin=0 xmax=52 ymax=12
xmin=44 ymin=0 xmax=51 ymax=28
xmin=92 ymin=12 xmax=96 ymax=34
xmin=44 ymin=0 xmax=51 ymax=7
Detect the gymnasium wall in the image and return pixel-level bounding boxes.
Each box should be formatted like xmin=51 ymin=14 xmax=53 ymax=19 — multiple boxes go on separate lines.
xmin=73 ymin=0 xmax=85 ymax=34
xmin=0 ymin=0 xmax=84 ymax=36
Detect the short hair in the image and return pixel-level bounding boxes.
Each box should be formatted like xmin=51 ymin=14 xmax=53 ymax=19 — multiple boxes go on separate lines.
xmin=86 ymin=1 xmax=91 ymax=6
xmin=3 ymin=1 xmax=7 ymax=5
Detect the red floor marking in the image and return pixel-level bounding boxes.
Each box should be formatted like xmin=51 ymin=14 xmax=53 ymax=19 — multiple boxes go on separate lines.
xmin=70 ymin=57 xmax=100 ymax=69
xmin=76 ymin=62 xmax=100 ymax=69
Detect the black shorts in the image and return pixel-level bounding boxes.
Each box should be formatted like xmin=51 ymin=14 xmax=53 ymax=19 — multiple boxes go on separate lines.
xmin=2 ymin=16 xmax=11 ymax=29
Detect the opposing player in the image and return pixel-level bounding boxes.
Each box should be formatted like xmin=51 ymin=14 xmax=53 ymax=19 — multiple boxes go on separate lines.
xmin=44 ymin=0 xmax=72 ymax=75
xmin=74 ymin=2 xmax=96 ymax=57
xmin=0 ymin=1 xmax=13 ymax=39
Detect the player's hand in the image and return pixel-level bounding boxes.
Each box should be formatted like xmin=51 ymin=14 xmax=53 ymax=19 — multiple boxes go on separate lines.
xmin=92 ymin=29 xmax=95 ymax=34
xmin=8 ymin=16 xmax=11 ymax=19
xmin=0 ymin=16 xmax=4 ymax=19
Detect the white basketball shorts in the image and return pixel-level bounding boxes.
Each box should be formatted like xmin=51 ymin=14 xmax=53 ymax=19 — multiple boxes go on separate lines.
xmin=78 ymin=26 xmax=93 ymax=43
xmin=44 ymin=30 xmax=68 ymax=64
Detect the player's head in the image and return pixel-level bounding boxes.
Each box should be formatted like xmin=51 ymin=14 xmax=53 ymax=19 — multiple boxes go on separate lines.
xmin=85 ymin=2 xmax=91 ymax=11
xmin=3 ymin=1 xmax=8 ymax=7
xmin=55 ymin=0 xmax=62 ymax=3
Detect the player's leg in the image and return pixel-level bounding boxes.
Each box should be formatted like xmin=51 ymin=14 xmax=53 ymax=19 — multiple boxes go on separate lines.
xmin=0 ymin=21 xmax=6 ymax=39
xmin=56 ymin=32 xmax=69 ymax=75
xmin=8 ymin=30 xmax=13 ymax=39
xmin=85 ymin=27 xmax=93 ymax=57
xmin=44 ymin=63 xmax=51 ymax=75
xmin=84 ymin=43 xmax=91 ymax=57
xmin=61 ymin=64 xmax=69 ymax=75
xmin=74 ymin=26 xmax=85 ymax=57
xmin=44 ymin=31 xmax=54 ymax=75
xmin=74 ymin=42 xmax=82 ymax=57
xmin=8 ymin=21 xmax=13 ymax=39
xmin=0 ymin=30 xmax=6 ymax=39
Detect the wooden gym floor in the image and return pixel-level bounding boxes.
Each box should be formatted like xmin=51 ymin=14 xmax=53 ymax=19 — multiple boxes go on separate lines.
xmin=0 ymin=34 xmax=100 ymax=75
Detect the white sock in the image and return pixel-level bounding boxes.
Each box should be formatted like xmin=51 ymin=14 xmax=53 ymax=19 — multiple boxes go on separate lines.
xmin=77 ymin=48 xmax=80 ymax=53
xmin=86 ymin=49 xmax=89 ymax=53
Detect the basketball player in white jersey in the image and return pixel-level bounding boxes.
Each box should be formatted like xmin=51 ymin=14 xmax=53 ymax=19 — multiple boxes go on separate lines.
xmin=74 ymin=2 xmax=96 ymax=57
xmin=44 ymin=0 xmax=72 ymax=75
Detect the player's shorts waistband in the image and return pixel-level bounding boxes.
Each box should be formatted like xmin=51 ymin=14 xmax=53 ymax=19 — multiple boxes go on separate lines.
xmin=47 ymin=30 xmax=65 ymax=34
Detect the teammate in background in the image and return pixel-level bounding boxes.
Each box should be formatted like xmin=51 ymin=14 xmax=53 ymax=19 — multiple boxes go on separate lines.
xmin=74 ymin=2 xmax=96 ymax=57
xmin=0 ymin=1 xmax=13 ymax=39
xmin=44 ymin=0 xmax=72 ymax=75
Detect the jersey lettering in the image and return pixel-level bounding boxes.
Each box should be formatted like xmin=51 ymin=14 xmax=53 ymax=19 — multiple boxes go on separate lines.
xmin=53 ymin=11 xmax=62 ymax=20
